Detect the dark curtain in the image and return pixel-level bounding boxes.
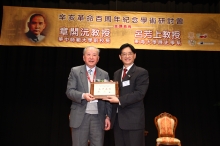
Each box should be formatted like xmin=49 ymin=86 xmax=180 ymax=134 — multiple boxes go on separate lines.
xmin=1 ymin=1 xmax=220 ymax=146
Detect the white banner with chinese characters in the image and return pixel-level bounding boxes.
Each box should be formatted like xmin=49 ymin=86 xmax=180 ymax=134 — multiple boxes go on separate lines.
xmin=1 ymin=6 xmax=220 ymax=51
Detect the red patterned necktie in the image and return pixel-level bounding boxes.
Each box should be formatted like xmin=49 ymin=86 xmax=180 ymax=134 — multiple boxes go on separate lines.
xmin=122 ymin=68 xmax=127 ymax=79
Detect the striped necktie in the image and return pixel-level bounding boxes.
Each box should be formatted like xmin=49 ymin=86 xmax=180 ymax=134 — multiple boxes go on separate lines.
xmin=88 ymin=69 xmax=92 ymax=75
xmin=122 ymin=68 xmax=127 ymax=79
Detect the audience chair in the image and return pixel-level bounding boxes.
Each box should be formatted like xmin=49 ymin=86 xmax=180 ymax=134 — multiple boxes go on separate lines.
xmin=154 ymin=112 xmax=181 ymax=146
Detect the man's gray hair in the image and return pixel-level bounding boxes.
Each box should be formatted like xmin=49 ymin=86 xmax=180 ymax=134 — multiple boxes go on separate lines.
xmin=83 ymin=46 xmax=100 ymax=55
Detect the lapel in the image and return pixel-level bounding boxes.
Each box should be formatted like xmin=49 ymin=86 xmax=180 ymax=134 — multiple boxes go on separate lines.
xmin=117 ymin=68 xmax=123 ymax=87
xmin=80 ymin=65 xmax=102 ymax=92
xmin=122 ymin=64 xmax=136 ymax=81
xmin=95 ymin=67 xmax=102 ymax=80
xmin=119 ymin=64 xmax=136 ymax=87
xmin=80 ymin=65 xmax=88 ymax=92
xmin=126 ymin=64 xmax=136 ymax=80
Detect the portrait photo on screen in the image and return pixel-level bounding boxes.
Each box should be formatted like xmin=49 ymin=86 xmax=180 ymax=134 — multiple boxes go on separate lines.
xmin=25 ymin=13 xmax=47 ymax=43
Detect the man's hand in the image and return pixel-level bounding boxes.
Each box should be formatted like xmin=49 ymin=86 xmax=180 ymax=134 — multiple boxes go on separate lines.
xmin=104 ymin=116 xmax=111 ymax=130
xmin=83 ymin=93 xmax=95 ymax=102
xmin=102 ymin=96 xmax=119 ymax=103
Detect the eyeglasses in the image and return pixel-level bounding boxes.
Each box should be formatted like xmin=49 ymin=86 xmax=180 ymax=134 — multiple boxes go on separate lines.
xmin=121 ymin=52 xmax=134 ymax=57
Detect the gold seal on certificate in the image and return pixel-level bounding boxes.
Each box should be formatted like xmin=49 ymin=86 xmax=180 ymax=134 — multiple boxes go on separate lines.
xmin=90 ymin=82 xmax=119 ymax=99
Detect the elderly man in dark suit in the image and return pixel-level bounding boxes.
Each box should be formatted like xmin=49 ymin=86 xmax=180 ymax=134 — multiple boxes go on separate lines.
xmin=103 ymin=43 xmax=149 ymax=146
xmin=66 ymin=46 xmax=112 ymax=146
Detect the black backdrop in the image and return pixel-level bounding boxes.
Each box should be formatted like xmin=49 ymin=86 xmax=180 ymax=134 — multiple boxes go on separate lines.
xmin=1 ymin=1 xmax=220 ymax=146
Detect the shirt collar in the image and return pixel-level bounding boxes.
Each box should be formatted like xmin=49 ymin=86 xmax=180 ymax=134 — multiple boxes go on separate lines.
xmin=123 ymin=63 xmax=134 ymax=71
xmin=86 ymin=65 xmax=96 ymax=73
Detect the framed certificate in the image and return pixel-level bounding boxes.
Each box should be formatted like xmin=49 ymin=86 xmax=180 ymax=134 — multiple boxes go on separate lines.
xmin=90 ymin=82 xmax=119 ymax=99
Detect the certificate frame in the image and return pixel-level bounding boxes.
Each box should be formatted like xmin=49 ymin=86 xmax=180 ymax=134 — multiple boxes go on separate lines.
xmin=90 ymin=82 xmax=119 ymax=99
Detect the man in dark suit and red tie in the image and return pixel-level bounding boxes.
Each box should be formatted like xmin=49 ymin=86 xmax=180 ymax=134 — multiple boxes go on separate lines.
xmin=103 ymin=43 xmax=149 ymax=146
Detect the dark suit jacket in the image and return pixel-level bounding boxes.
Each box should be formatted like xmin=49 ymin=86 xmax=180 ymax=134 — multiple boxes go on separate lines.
xmin=111 ymin=64 xmax=149 ymax=130
xmin=66 ymin=65 xmax=112 ymax=130
xmin=25 ymin=31 xmax=45 ymax=42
